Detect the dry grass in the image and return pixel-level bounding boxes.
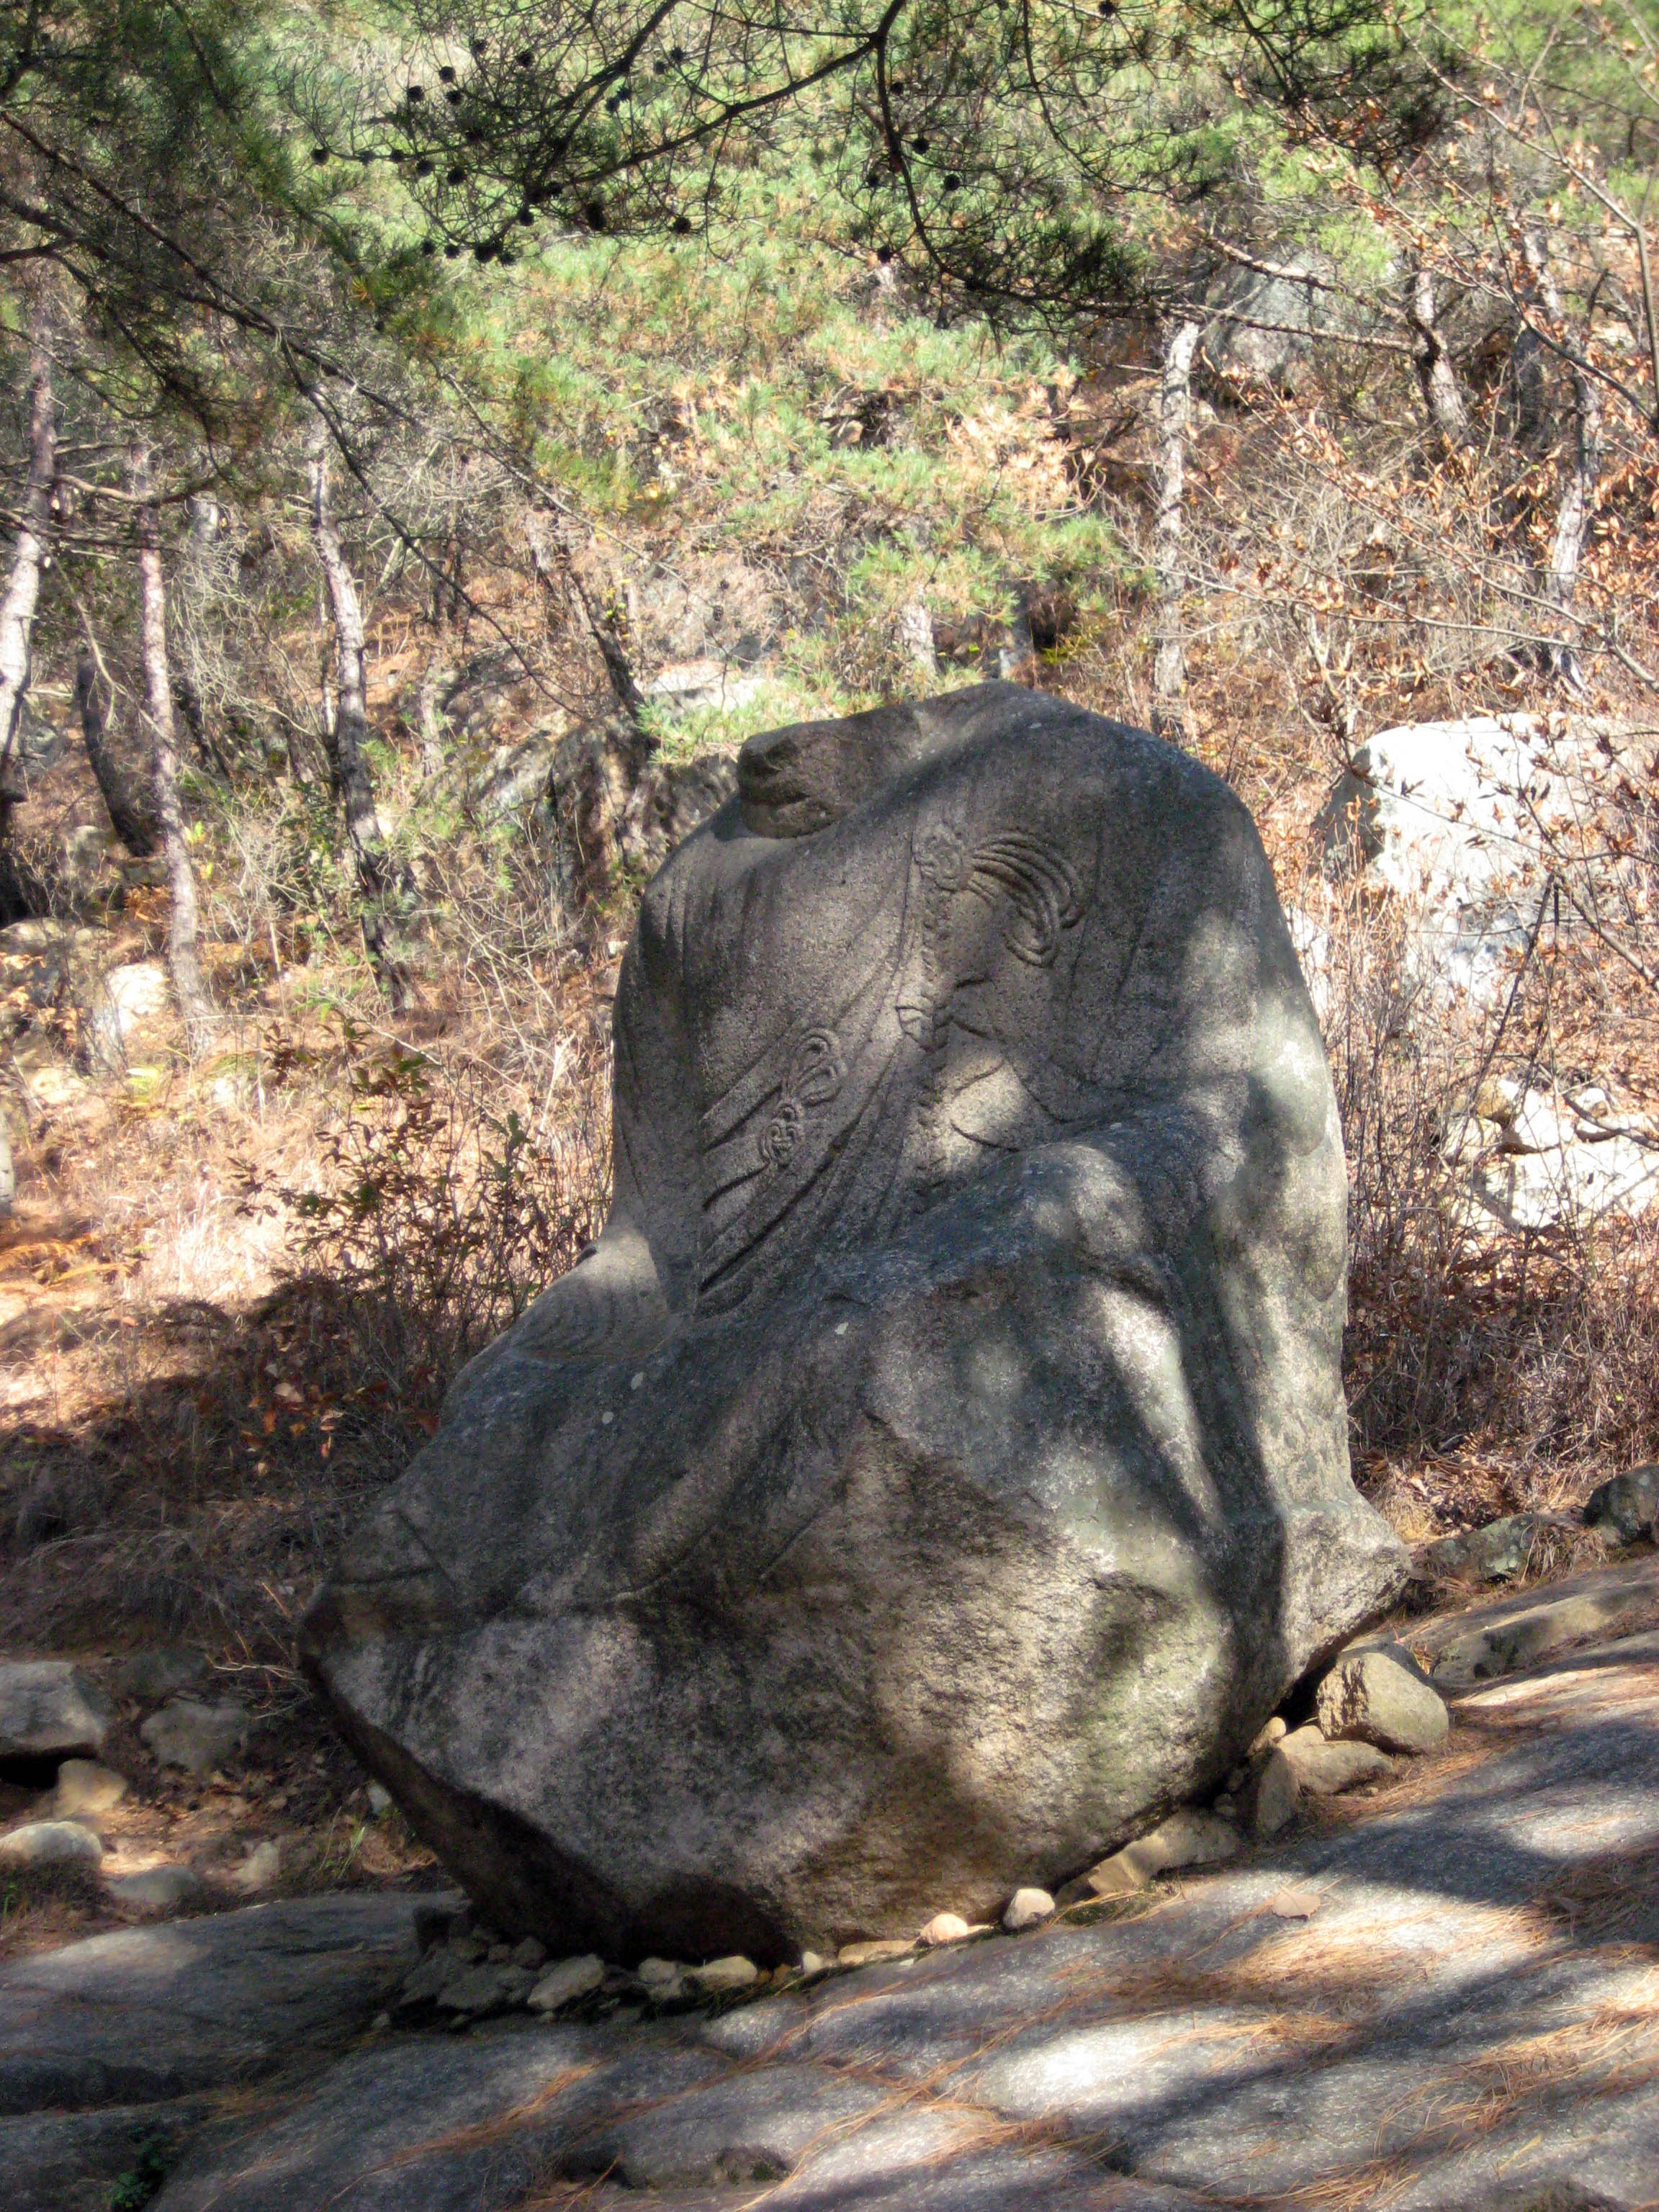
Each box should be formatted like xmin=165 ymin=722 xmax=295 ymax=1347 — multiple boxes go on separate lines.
xmin=1 ymin=1046 xmax=609 ymax=1660
xmin=1539 ymin=1851 xmax=1659 ymax=1947
xmin=1046 ymin=356 xmax=1659 ymax=1529
xmin=1 ymin=778 xmax=615 ymax=1950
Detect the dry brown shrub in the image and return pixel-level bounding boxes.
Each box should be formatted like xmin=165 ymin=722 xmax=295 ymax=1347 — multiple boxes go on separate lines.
xmin=279 ymin=1044 xmax=611 ymax=1436
xmin=1308 ymin=824 xmax=1659 ymax=1514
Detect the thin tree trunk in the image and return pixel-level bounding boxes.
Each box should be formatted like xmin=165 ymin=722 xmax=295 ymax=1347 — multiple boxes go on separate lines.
xmin=525 ymin=506 xmax=646 ymax=724
xmin=130 ymin=441 xmax=215 ymax=1053
xmin=171 ymin=669 xmax=235 ymax=782
xmin=897 ymin=596 xmax=938 ymax=680
xmin=1153 ymin=319 xmax=1200 ymax=734
xmin=0 ymin=330 xmax=56 ymax=803
xmin=1523 ymin=231 xmax=1603 ymax=687
xmin=571 ymin=561 xmax=644 ymax=720
xmin=415 ymin=647 xmax=451 ymax=778
xmin=415 ymin=539 xmax=457 ymax=780
xmin=437 ymin=527 xmax=464 ymax=631
xmin=73 ymin=647 xmax=157 ymax=856
xmin=997 ymin=583 xmax=1036 ymax=683
xmin=414 ymin=530 xmax=458 ymax=778
xmin=307 ymin=418 xmax=385 ymax=892
xmin=1510 ymin=315 xmax=1550 ymax=443
xmin=1548 ymin=354 xmax=1603 ymax=607
xmin=1408 ymin=266 xmax=1470 ymax=447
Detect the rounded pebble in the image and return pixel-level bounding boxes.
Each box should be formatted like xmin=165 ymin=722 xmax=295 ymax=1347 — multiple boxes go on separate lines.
xmin=104 ymin=1864 xmax=203 ymax=1913
xmin=685 ymin=1954 xmax=760 ymax=1996
xmin=528 ymin=1953 xmax=606 ymax=2012
xmin=0 ymin=1819 xmax=104 ymax=1869
xmin=1002 ymin=1887 xmax=1056 ymax=1930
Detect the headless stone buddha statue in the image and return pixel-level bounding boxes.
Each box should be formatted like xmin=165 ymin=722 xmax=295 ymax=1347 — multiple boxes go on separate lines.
xmin=303 ymin=682 xmax=1406 ymax=1961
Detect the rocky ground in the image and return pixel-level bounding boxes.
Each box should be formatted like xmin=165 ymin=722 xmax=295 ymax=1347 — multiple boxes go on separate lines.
xmin=0 ymin=1637 xmax=437 ymax=1967
xmin=4 ymin=1542 xmax=1656 ymax=2212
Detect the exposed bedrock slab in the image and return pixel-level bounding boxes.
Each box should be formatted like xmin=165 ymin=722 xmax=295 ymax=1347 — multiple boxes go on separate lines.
xmin=304 ymin=681 xmax=1406 ymax=1959
xmin=0 ymin=1892 xmax=447 ymax=2116
xmin=1413 ymin=1553 xmax=1659 ymax=1689
xmin=150 ymin=2016 xmax=1205 ymax=2212
xmin=148 ymin=1620 xmax=1659 ymax=2212
xmin=4 ymin=2098 xmax=211 ymax=2212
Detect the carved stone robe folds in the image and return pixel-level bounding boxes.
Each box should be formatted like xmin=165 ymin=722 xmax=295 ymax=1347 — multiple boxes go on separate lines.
xmin=303 ymin=683 xmax=1406 ymax=1961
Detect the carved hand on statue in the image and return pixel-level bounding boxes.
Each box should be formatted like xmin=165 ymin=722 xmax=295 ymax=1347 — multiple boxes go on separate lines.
xmin=440 ymin=1218 xmax=670 ymax=1425
xmin=511 ymin=1220 xmax=668 ymax=1361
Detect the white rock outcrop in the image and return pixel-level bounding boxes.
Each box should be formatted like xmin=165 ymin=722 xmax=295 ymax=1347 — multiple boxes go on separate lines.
xmin=1316 ymin=716 xmax=1594 ymax=1002
xmin=1310 ymin=716 xmax=1657 ymax=1233
xmin=1447 ymin=1080 xmax=1658 ymax=1231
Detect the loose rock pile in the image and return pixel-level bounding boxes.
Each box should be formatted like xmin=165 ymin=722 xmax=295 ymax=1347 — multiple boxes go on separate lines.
xmin=0 ymin=1646 xmax=248 ymax=1915
xmin=1248 ymin=1642 xmax=1448 ymax=1837
xmin=392 ymin=1905 xmax=783 ymax=2024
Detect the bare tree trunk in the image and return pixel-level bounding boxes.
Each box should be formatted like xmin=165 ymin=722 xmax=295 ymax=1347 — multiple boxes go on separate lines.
xmin=997 ymin=583 xmax=1037 ymax=684
xmin=415 ymin=649 xmax=451 ymax=778
xmin=1523 ymin=231 xmax=1603 ymax=688
xmin=1407 ymin=265 xmax=1470 ymax=448
xmin=1510 ymin=316 xmax=1550 ymax=444
xmin=73 ymin=647 xmax=157 ymax=856
xmin=172 ymin=670 xmax=235 ymax=782
xmin=131 ymin=441 xmax=215 ymax=1053
xmin=415 ymin=534 xmax=459 ymax=778
xmin=571 ymin=562 xmax=644 ymax=721
xmin=525 ymin=506 xmax=646 ymax=724
xmin=897 ymin=597 xmax=938 ymax=680
xmin=306 ymin=418 xmax=385 ymax=892
xmin=1153 ymin=319 xmax=1200 ymax=735
xmin=437 ymin=527 xmax=464 ymax=631
xmin=1549 ymin=369 xmax=1602 ymax=600
xmin=0 ymin=330 xmax=56 ymax=811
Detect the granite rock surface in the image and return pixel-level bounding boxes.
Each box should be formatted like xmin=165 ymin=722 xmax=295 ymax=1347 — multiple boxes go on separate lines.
xmin=0 ymin=1892 xmax=442 ymax=2116
xmin=9 ymin=1565 xmax=1659 ymax=2211
xmin=305 ymin=683 xmax=1406 ymax=1957
xmin=0 ymin=1660 xmax=113 ymax=1761
xmin=130 ymin=1601 xmax=1659 ymax=2211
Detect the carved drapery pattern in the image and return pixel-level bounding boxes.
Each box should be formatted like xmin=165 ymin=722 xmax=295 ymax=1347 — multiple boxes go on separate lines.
xmin=757 ymin=1027 xmax=845 ymax=1172
xmin=899 ymin=812 xmax=1084 ymax=1187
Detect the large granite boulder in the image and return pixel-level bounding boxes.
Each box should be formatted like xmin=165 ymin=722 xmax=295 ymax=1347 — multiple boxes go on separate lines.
xmin=303 ymin=682 xmax=1406 ymax=1963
